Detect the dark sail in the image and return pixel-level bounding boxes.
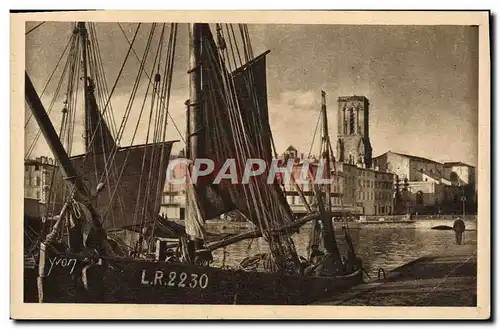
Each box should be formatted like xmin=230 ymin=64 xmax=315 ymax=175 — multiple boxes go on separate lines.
xmin=231 ymin=52 xmax=296 ymax=223
xmin=84 ymin=78 xmax=116 ymax=154
xmin=50 ymin=84 xmax=175 ymax=230
xmin=48 ymin=68 xmax=177 ymax=230
xmin=69 ymin=142 xmax=174 ymax=230
xmin=51 ymin=142 xmax=175 ymax=230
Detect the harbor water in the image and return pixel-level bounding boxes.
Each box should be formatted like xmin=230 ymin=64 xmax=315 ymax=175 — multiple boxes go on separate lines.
xmin=210 ymin=224 xmax=477 ymax=279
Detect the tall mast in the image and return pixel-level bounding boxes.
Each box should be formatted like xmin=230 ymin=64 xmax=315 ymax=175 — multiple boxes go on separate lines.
xmin=321 ymin=91 xmax=332 ymax=212
xmin=186 ymin=23 xmax=203 ymax=246
xmin=78 ymin=22 xmax=91 ymax=152
xmin=319 ymin=90 xmax=341 ymax=260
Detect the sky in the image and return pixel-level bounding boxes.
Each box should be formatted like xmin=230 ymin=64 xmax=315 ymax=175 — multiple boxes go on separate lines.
xmin=25 ymin=22 xmax=479 ymax=166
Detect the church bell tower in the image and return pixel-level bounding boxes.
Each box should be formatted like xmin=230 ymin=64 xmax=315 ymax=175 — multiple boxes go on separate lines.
xmin=336 ymin=95 xmax=373 ymax=168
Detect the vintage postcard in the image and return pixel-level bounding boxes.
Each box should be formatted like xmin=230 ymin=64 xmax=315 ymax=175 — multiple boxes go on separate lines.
xmin=11 ymin=10 xmax=490 ymax=320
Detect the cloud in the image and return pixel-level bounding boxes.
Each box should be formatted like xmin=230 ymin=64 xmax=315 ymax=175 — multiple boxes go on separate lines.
xmin=275 ymin=89 xmax=320 ymax=112
xmin=267 ymin=89 xmax=338 ymax=156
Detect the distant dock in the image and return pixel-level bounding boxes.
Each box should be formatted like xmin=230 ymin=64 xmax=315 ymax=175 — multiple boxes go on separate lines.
xmin=314 ymin=244 xmax=477 ymax=306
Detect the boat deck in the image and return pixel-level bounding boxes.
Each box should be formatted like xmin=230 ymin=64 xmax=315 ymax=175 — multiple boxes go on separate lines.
xmin=314 ymin=244 xmax=477 ymax=306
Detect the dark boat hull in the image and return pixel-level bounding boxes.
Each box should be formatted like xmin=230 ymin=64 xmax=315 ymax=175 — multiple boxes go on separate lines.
xmin=28 ymin=254 xmax=363 ymax=305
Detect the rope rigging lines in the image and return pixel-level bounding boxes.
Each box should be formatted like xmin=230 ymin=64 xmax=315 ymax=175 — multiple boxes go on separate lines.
xmin=195 ymin=23 xmax=300 ymax=272
xmin=25 ymin=22 xmax=45 ymax=35
xmin=27 ymin=23 xmax=179 ymax=253
xmin=26 ymin=23 xmax=325 ymax=268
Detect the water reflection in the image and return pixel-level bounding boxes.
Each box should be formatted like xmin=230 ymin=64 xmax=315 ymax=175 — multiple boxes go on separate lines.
xmin=211 ymin=225 xmax=477 ymax=278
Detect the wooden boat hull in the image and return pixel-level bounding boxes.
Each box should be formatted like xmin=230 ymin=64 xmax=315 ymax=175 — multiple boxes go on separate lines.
xmin=27 ymin=254 xmax=363 ymax=305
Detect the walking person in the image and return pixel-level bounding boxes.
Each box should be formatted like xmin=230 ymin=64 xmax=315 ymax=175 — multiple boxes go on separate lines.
xmin=453 ymin=217 xmax=466 ymax=245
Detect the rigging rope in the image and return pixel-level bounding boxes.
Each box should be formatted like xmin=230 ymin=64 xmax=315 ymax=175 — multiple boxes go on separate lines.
xmin=25 ymin=35 xmax=74 ymax=129
xmin=117 ymin=22 xmax=186 ymax=144
xmin=25 ymin=22 xmax=46 ymax=35
xmin=25 ymin=34 xmax=76 ymax=159
xmin=195 ymin=24 xmax=300 ymax=272
xmin=29 ymin=22 xmax=180 ymax=256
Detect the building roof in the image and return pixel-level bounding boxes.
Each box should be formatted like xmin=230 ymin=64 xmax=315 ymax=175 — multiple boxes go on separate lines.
xmin=374 ymin=151 xmax=442 ymax=165
xmin=391 ymin=151 xmax=443 ymax=165
xmin=374 ymin=151 xmax=476 ymax=170
xmin=285 ymin=145 xmax=297 ymax=152
xmin=444 ymin=161 xmax=475 ymax=168
xmin=337 ymin=95 xmax=368 ymax=102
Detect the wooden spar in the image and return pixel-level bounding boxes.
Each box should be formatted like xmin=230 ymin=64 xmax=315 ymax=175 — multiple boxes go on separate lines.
xmin=187 ymin=23 xmax=202 ymax=168
xmin=321 ymin=91 xmax=332 ymax=212
xmin=185 ymin=23 xmax=204 ymax=245
xmin=78 ymin=22 xmax=91 ymax=152
xmin=318 ymin=90 xmax=341 ymax=260
xmin=205 ymin=211 xmax=321 ymax=251
xmin=25 ymin=72 xmax=89 ymax=200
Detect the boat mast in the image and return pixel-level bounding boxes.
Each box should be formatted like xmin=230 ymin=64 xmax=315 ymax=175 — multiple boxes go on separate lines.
xmin=321 ymin=91 xmax=332 ymax=212
xmin=319 ymin=90 xmax=341 ymax=260
xmin=186 ymin=23 xmax=204 ymax=248
xmin=78 ymin=22 xmax=91 ymax=152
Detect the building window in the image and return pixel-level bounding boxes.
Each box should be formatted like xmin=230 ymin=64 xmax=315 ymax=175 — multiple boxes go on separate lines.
xmin=349 ymin=108 xmax=355 ymax=135
xmin=36 ymin=191 xmax=40 ymax=200
xmin=36 ymin=176 xmax=41 ymax=186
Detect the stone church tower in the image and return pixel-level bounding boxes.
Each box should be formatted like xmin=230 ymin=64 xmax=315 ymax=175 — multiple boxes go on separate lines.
xmin=336 ymin=95 xmax=373 ymax=168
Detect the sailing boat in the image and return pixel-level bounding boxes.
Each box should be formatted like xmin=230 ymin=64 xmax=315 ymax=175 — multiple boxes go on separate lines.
xmin=24 ymin=22 xmax=363 ymax=305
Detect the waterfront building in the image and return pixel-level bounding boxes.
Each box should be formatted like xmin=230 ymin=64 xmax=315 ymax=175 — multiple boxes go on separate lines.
xmin=335 ymin=162 xmax=394 ymax=216
xmin=160 ymin=153 xmax=187 ymax=220
xmin=24 ymin=156 xmax=57 ymax=217
xmin=158 ymin=93 xmax=475 ymax=218
xmin=279 ymin=156 xmax=394 ymax=216
xmin=24 ymin=156 xmax=56 ymax=202
xmin=373 ymin=151 xmax=476 ymax=215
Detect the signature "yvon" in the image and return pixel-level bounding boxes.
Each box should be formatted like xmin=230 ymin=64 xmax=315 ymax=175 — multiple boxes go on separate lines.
xmin=47 ymin=257 xmax=77 ymax=276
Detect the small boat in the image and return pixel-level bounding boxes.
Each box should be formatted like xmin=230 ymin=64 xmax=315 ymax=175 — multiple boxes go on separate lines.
xmin=431 ymin=225 xmax=454 ymax=230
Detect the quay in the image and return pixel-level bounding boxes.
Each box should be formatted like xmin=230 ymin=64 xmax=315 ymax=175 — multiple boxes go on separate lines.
xmin=314 ymin=244 xmax=477 ymax=306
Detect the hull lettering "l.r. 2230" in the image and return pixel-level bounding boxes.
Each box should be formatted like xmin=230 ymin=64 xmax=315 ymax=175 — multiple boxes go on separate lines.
xmin=141 ymin=270 xmax=209 ymax=289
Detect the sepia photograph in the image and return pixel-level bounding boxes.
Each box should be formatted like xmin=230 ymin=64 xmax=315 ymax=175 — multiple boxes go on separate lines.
xmin=11 ymin=10 xmax=490 ymax=319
